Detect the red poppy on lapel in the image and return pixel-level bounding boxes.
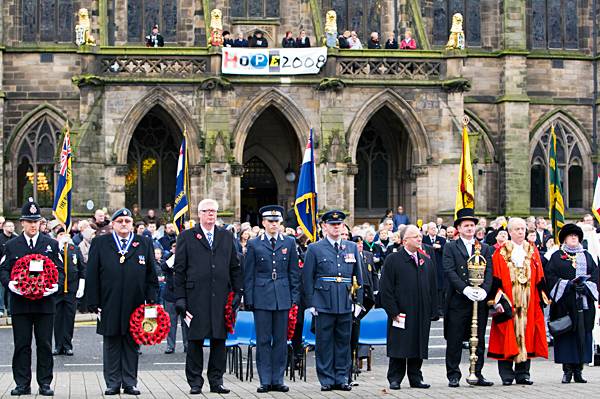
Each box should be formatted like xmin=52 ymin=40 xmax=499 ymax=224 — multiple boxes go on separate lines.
xmin=132 ymin=241 xmax=139 ymax=248
xmin=282 ymin=248 xmax=288 ymax=254
xmin=196 ymin=233 xmax=202 ymax=240
xmin=419 ymin=258 xmax=425 ymax=266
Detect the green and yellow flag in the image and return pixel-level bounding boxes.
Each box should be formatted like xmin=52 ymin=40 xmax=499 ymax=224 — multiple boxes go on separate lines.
xmin=454 ymin=121 xmax=475 ymax=218
xmin=549 ymin=125 xmax=565 ymax=243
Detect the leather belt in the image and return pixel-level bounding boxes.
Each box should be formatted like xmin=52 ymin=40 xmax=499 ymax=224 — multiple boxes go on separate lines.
xmin=319 ymin=276 xmax=351 ymax=283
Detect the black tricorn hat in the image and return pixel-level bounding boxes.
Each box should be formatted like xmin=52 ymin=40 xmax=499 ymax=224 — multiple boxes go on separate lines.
xmin=454 ymin=208 xmax=479 ymax=228
xmin=558 ymin=223 xmax=583 ymax=244
xmin=20 ymin=198 xmax=42 ymax=221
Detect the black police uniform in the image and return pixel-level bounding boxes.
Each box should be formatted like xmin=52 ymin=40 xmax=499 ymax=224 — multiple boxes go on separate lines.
xmin=0 ymin=200 xmax=64 ymax=396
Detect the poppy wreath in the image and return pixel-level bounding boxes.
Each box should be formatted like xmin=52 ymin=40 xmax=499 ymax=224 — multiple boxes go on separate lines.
xmin=224 ymin=291 xmax=236 ymax=334
xmin=10 ymin=254 xmax=58 ymax=300
xmin=287 ymin=303 xmax=299 ymax=340
xmin=129 ymin=304 xmax=171 ymax=346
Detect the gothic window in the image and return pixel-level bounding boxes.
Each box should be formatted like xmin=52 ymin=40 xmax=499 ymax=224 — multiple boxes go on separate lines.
xmin=127 ymin=0 xmax=178 ymax=43
xmin=17 ymin=117 xmax=61 ymax=207
xmin=355 ymin=127 xmax=389 ymax=210
xmin=432 ymin=0 xmax=481 ymax=46
xmin=321 ymin=0 xmax=383 ymax=43
xmin=530 ymin=0 xmax=578 ymax=49
xmin=530 ymin=121 xmax=584 ymax=209
xmin=22 ymin=0 xmax=74 ymax=42
xmin=231 ymin=0 xmax=280 ymax=18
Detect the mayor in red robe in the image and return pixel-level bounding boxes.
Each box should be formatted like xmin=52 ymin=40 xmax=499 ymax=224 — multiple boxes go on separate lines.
xmin=487 ymin=217 xmax=548 ymax=385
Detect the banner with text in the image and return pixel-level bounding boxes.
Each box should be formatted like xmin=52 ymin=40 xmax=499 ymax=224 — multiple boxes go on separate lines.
xmin=222 ymin=47 xmax=328 ymax=75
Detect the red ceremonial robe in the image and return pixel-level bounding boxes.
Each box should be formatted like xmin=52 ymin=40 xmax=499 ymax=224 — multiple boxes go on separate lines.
xmin=487 ymin=241 xmax=548 ymax=361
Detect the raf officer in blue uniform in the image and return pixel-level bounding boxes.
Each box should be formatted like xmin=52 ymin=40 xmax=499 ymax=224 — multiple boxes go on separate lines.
xmin=244 ymin=205 xmax=301 ymax=393
xmin=303 ymin=210 xmax=363 ymax=391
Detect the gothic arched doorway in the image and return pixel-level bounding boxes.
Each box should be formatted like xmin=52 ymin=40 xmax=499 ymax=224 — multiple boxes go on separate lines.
xmin=241 ymin=105 xmax=301 ymax=225
xmin=354 ymin=106 xmax=411 ymax=219
xmin=125 ymin=105 xmax=181 ymax=210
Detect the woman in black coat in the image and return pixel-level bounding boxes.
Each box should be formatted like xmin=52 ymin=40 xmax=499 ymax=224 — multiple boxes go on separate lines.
xmin=546 ymin=223 xmax=599 ymax=384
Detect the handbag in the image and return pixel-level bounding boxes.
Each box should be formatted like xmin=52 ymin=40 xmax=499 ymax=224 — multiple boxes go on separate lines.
xmin=548 ymin=280 xmax=573 ymax=337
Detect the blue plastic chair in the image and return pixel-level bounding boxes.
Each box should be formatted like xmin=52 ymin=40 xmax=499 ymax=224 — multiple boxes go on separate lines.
xmin=233 ymin=311 xmax=256 ymax=381
xmin=357 ymin=308 xmax=388 ymax=371
xmin=301 ymin=310 xmax=316 ymax=381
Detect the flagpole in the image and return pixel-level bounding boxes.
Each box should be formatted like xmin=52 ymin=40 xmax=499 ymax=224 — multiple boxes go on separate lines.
xmin=184 ymin=126 xmax=193 ymax=226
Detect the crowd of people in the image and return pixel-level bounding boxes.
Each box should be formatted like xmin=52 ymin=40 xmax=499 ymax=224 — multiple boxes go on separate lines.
xmin=0 ymin=197 xmax=598 ymax=395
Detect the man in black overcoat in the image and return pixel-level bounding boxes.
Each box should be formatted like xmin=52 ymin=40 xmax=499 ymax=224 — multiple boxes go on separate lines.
xmin=442 ymin=208 xmax=494 ymax=388
xmin=0 ymin=199 xmax=64 ymax=396
xmin=86 ymin=208 xmax=158 ymax=396
xmin=174 ymin=198 xmax=243 ymax=395
xmin=380 ymin=225 xmax=438 ymax=390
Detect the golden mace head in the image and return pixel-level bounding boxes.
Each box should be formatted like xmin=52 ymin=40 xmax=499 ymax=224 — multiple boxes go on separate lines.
xmin=467 ymin=244 xmax=486 ymax=287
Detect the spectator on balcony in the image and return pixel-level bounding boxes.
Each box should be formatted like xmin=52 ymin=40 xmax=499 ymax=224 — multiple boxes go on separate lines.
xmin=348 ymin=31 xmax=363 ymax=49
xmin=250 ymin=30 xmax=269 ymax=48
xmin=282 ymin=31 xmax=296 ymax=48
xmin=384 ymin=32 xmax=399 ymax=49
xmin=145 ymin=24 xmax=164 ymax=48
xmin=367 ymin=32 xmax=381 ymax=49
xmin=233 ymin=32 xmax=249 ymax=47
xmin=223 ymin=31 xmax=234 ymax=47
xmin=296 ymin=30 xmax=311 ymax=48
xmin=400 ymin=29 xmax=417 ymax=50
xmin=338 ymin=30 xmax=351 ymax=49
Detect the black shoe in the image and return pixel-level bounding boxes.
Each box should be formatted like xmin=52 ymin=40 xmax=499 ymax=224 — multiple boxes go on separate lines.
xmin=10 ymin=386 xmax=31 ymax=396
xmin=52 ymin=348 xmax=63 ymax=356
xmin=389 ymin=381 xmax=401 ymax=390
xmin=502 ymin=380 xmax=513 ymax=386
xmin=516 ymin=379 xmax=533 ymax=385
xmin=548 ymin=339 xmax=554 ymax=347
xmin=475 ymin=377 xmax=494 ymax=386
xmin=321 ymin=385 xmax=333 ymax=391
xmin=64 ymin=349 xmax=74 ymax=356
xmin=123 ymin=386 xmax=141 ymax=395
xmin=448 ymin=378 xmax=460 ymax=388
xmin=257 ymin=385 xmax=270 ymax=393
xmin=189 ymin=386 xmax=202 ymax=395
xmin=271 ymin=384 xmax=289 ymax=392
xmin=337 ymin=383 xmax=352 ymax=391
xmin=574 ymin=372 xmax=587 ymax=383
xmin=164 ymin=348 xmax=175 ymax=354
xmin=38 ymin=385 xmax=54 ymax=396
xmin=410 ymin=381 xmax=430 ymax=389
xmin=104 ymin=387 xmax=120 ymax=395
xmin=210 ymin=385 xmax=230 ymax=394
xmin=462 ymin=342 xmax=469 ymax=349
xmin=562 ymin=372 xmax=573 ymax=383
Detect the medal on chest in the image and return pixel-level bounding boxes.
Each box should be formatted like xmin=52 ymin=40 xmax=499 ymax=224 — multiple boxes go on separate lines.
xmin=112 ymin=232 xmax=134 ymax=264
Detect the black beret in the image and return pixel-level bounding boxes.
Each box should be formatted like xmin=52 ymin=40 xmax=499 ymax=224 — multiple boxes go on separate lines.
xmin=111 ymin=208 xmax=133 ymax=221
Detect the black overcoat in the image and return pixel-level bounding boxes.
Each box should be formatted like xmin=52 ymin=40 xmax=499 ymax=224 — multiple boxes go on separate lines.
xmin=380 ymin=250 xmax=438 ymax=358
xmin=173 ymin=225 xmax=243 ymax=340
xmin=85 ymin=233 xmax=158 ymax=336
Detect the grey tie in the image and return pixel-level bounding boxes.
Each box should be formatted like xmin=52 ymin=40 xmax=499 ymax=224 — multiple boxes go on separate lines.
xmin=206 ymin=232 xmax=213 ymax=247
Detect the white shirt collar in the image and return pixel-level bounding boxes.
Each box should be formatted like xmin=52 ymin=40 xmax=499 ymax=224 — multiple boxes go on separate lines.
xmin=326 ymin=236 xmax=341 ymax=248
xmin=201 ymin=226 xmax=215 ymax=237
xmin=460 ymin=236 xmax=475 ymax=247
xmin=404 ymin=247 xmax=417 ymax=257
xmin=24 ymin=232 xmax=40 ymax=247
xmin=511 ymin=242 xmax=526 ymax=267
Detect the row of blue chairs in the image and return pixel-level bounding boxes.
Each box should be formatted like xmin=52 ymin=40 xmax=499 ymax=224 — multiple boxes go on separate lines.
xmin=221 ymin=308 xmax=388 ymax=382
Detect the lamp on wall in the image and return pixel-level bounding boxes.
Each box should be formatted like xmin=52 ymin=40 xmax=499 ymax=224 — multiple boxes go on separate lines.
xmin=285 ymin=163 xmax=296 ymax=182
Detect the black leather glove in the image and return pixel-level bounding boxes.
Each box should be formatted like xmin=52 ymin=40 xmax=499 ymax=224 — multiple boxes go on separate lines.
xmin=231 ymin=293 xmax=242 ymax=312
xmin=88 ymin=305 xmax=99 ymax=313
xmin=575 ymin=284 xmax=587 ymax=294
xmin=175 ymin=298 xmax=187 ymax=315
xmin=244 ymin=303 xmax=254 ymax=311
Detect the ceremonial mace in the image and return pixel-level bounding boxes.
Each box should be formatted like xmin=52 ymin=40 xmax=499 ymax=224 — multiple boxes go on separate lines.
xmin=466 ymin=245 xmax=486 ymax=385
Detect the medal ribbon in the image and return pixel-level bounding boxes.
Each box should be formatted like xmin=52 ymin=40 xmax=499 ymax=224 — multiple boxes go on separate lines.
xmin=112 ymin=231 xmax=134 ymax=257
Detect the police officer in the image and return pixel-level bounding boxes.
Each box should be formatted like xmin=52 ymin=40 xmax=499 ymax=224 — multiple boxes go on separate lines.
xmin=0 ymin=198 xmax=64 ymax=396
xmin=53 ymin=227 xmax=86 ymax=356
xmin=244 ymin=205 xmax=301 ymax=393
xmin=86 ymin=208 xmax=158 ymax=396
xmin=303 ymin=210 xmax=363 ymax=391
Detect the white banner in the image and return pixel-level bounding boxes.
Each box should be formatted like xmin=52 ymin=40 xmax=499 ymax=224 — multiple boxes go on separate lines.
xmin=221 ymin=47 xmax=328 ymax=75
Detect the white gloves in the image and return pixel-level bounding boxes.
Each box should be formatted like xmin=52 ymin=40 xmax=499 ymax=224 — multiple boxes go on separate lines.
xmin=76 ymin=279 xmax=85 ymax=299
xmin=8 ymin=281 xmax=22 ymax=295
xmin=463 ymin=286 xmax=487 ymax=302
xmin=308 ymin=307 xmax=318 ymax=316
xmin=43 ymin=284 xmax=59 ymax=297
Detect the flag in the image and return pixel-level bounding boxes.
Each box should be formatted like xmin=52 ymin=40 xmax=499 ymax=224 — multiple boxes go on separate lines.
xmin=52 ymin=122 xmax=73 ymax=232
xmin=593 ymin=173 xmax=600 ymax=223
xmin=454 ymin=122 xmax=475 ymax=218
xmin=294 ymin=129 xmax=319 ymax=242
xmin=173 ymin=133 xmax=189 ymax=234
xmin=549 ymin=124 xmax=565 ymax=242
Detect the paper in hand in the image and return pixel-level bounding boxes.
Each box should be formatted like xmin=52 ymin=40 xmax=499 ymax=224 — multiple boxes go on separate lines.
xmin=392 ymin=313 xmax=406 ymax=329
xmin=184 ymin=311 xmax=193 ymax=327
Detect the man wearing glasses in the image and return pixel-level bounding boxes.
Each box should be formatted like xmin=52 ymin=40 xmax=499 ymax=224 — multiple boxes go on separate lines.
xmin=174 ymin=199 xmax=243 ymax=395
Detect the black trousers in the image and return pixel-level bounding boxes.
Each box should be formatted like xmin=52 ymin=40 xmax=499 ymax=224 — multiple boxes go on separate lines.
xmin=54 ymin=293 xmax=77 ymax=351
xmin=498 ymin=359 xmax=530 ymax=382
xmin=103 ymin=335 xmax=139 ymax=389
xmin=185 ymin=338 xmax=226 ymax=389
xmin=315 ymin=312 xmax=352 ymax=386
xmin=12 ymin=313 xmax=54 ymax=387
xmin=445 ymin=298 xmax=489 ymax=380
xmin=387 ymin=358 xmax=423 ymax=384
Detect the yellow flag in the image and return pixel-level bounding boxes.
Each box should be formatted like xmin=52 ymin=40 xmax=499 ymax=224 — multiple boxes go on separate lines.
xmin=454 ymin=123 xmax=475 ymax=218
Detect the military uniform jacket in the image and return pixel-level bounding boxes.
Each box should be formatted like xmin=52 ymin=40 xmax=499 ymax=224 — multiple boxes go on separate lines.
xmin=244 ymin=233 xmax=301 ymax=310
xmin=57 ymin=243 xmax=86 ymax=296
xmin=0 ymin=233 xmax=65 ymax=315
xmin=303 ymin=239 xmax=363 ymax=314
xmin=442 ymin=239 xmax=493 ymax=304
xmin=173 ymin=225 xmax=243 ymax=340
xmin=86 ymin=234 xmax=158 ymax=336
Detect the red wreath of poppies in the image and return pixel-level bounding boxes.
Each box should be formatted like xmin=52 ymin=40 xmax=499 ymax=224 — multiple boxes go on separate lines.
xmin=224 ymin=291 xmax=236 ymax=334
xmin=287 ymin=304 xmax=299 ymax=340
xmin=129 ymin=304 xmax=171 ymax=345
xmin=10 ymin=254 xmax=58 ymax=300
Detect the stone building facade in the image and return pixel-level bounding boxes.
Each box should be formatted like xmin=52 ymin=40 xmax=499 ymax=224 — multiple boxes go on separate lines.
xmin=0 ymin=0 xmax=597 ymax=224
